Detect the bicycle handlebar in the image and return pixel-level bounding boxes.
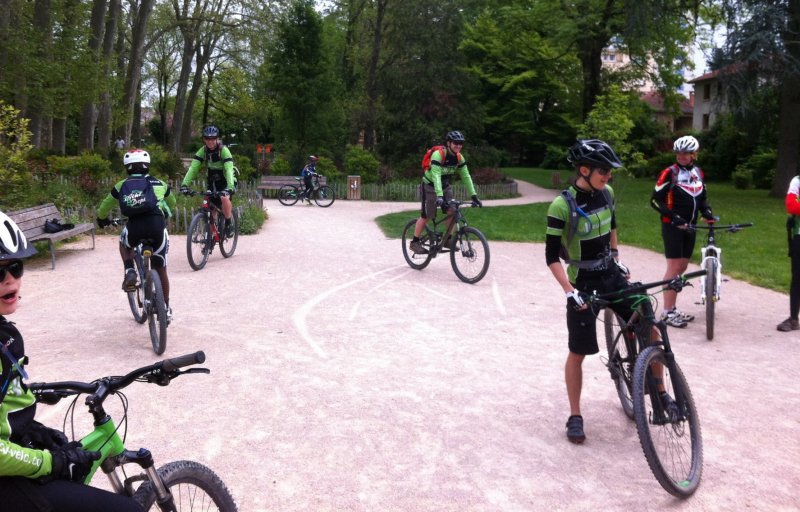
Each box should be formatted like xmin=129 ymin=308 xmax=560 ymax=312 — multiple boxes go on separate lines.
xmin=587 ymin=270 xmax=707 ymax=304
xmin=29 ymin=351 xmax=207 ymax=405
xmin=688 ymin=222 xmax=753 ymax=233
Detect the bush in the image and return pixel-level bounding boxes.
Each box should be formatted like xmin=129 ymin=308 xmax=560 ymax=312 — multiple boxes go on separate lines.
xmin=470 ymin=167 xmax=507 ymax=185
xmin=344 ymin=146 xmax=380 ymax=183
xmin=144 ymin=146 xmax=184 ymax=181
xmin=731 ymin=167 xmax=754 ymax=189
xmin=742 ymin=147 xmax=776 ymax=189
xmin=699 ymin=114 xmax=749 ymax=181
xmin=540 ymin=145 xmax=571 ymax=170
xmin=238 ymin=202 xmax=267 ymax=234
xmin=47 ymin=153 xmax=112 ymax=180
xmin=232 ymin=153 xmax=259 ymax=183
xmin=270 ymin=156 xmax=292 ymax=175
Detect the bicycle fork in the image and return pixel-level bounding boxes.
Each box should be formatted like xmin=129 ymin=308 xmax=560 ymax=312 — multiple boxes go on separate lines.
xmin=699 ymin=246 xmax=722 ymax=304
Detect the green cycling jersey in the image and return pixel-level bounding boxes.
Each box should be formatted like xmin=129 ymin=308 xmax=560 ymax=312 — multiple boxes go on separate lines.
xmin=182 ymin=144 xmax=236 ymax=191
xmin=423 ymin=149 xmax=477 ymax=197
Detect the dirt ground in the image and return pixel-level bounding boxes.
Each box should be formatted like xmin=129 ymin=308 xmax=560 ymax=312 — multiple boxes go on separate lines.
xmin=14 ymin=181 xmax=800 ymax=511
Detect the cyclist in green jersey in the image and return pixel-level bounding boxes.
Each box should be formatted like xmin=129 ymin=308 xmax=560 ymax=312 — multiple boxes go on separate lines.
xmin=96 ymin=149 xmax=177 ymax=322
xmin=409 ymin=130 xmax=482 ymax=254
xmin=180 ymin=125 xmax=237 ymax=237
xmin=0 ymin=210 xmax=142 ymax=512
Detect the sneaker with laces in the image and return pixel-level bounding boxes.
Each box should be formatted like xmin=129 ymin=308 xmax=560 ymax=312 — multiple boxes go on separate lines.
xmin=409 ymin=240 xmax=428 ymax=254
xmin=122 ymin=269 xmax=137 ymax=291
xmin=777 ymin=318 xmax=800 ymax=332
xmin=224 ymin=221 xmax=234 ymax=238
xmin=565 ymin=415 xmax=585 ymax=444
xmin=661 ymin=308 xmax=687 ymax=328
xmin=659 ymin=392 xmax=681 ymax=422
xmin=674 ymin=308 xmax=695 ymax=322
xmin=166 ymin=306 xmax=173 ymax=325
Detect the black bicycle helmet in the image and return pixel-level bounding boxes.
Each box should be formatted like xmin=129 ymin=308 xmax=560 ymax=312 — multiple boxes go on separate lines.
xmin=445 ymin=130 xmax=466 ymax=143
xmin=0 ymin=211 xmax=37 ymax=261
xmin=566 ymin=139 xmax=623 ymax=169
xmin=202 ymin=125 xmax=220 ymax=138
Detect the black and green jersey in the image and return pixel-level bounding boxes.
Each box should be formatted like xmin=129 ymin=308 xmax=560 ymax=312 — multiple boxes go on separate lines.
xmin=182 ymin=144 xmax=235 ymax=190
xmin=546 ymin=185 xmax=616 ymax=282
xmin=97 ymin=174 xmax=177 ymax=219
xmin=423 ymin=149 xmax=477 ymax=197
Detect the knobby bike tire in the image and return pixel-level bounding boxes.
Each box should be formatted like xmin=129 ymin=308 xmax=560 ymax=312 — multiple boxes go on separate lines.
xmin=401 ymin=219 xmax=434 ymax=270
xmin=632 ymin=345 xmax=703 ymax=498
xmin=146 ymin=270 xmax=168 ymax=355
xmin=278 ymin=185 xmax=299 ymax=206
xmin=127 ymin=255 xmax=147 ymax=324
xmin=704 ymin=258 xmax=717 ymax=341
xmin=603 ymin=309 xmax=635 ymax=420
xmin=187 ymin=213 xmax=211 ymax=271
xmin=132 ymin=460 xmax=238 ymax=512
xmin=313 ymin=185 xmax=335 ymax=207
xmin=450 ymin=226 xmax=490 ymax=284
xmin=219 ymin=209 xmax=239 ymax=258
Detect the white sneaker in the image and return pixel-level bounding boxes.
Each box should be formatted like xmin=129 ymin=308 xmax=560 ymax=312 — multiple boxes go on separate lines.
xmin=166 ymin=306 xmax=173 ymax=325
xmin=661 ymin=308 xmax=687 ymax=328
xmin=674 ymin=309 xmax=695 ymax=322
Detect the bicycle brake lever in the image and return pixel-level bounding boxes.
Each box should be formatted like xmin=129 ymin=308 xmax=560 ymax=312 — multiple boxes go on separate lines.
xmin=184 ymin=368 xmax=210 ymax=375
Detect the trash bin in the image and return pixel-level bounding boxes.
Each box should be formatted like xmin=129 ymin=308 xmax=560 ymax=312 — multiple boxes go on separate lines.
xmin=347 ymin=175 xmax=361 ymax=200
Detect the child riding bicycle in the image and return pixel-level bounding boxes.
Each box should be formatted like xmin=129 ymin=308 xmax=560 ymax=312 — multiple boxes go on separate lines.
xmin=0 ymin=210 xmax=142 ymax=512
xmin=96 ymin=149 xmax=177 ymax=322
xmin=300 ymin=155 xmax=319 ymax=204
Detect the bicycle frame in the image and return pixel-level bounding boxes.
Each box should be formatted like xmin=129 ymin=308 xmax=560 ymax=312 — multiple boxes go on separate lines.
xmin=691 ymin=223 xmax=753 ymax=305
xmin=428 ymin=202 xmax=469 ymax=256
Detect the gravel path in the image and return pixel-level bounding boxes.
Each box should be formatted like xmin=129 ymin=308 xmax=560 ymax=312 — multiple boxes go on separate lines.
xmin=14 ymin=182 xmax=800 ymax=511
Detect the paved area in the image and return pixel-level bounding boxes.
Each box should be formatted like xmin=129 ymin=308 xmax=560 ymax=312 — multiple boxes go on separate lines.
xmin=15 ymin=181 xmax=800 ymax=511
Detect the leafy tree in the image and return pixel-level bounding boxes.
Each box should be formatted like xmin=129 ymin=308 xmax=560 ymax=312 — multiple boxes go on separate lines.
xmin=577 ymin=85 xmax=645 ymax=170
xmin=0 ymin=101 xmax=34 ymax=205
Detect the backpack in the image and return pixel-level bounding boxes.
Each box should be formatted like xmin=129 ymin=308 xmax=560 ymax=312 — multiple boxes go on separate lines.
xmin=421 ymin=146 xmax=446 ymax=172
xmin=118 ymin=176 xmax=159 ymax=217
xmin=559 ymin=186 xmax=614 ymax=262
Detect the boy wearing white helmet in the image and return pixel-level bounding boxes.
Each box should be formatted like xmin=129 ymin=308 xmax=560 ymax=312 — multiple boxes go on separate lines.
xmin=96 ymin=149 xmax=177 ymax=322
xmin=650 ymin=135 xmax=715 ymax=328
xmin=0 ymin=211 xmax=142 ymax=511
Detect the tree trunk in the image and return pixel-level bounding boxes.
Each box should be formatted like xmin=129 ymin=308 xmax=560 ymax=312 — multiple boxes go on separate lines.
xmin=97 ymin=0 xmax=122 ymax=151
xmin=771 ymin=0 xmax=800 ymax=198
xmin=577 ymin=37 xmax=606 ymax=121
xmin=78 ymin=0 xmax=109 ymax=151
xmin=121 ymin=0 xmax=155 ymax=145
xmin=52 ymin=118 xmax=66 ymax=155
xmin=363 ymin=0 xmax=388 ymax=151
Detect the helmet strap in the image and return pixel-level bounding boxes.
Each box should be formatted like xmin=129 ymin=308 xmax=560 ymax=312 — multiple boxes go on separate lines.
xmin=575 ymin=166 xmax=599 ymax=193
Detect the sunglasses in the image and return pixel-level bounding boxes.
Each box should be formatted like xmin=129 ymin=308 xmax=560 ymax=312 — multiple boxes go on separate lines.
xmin=0 ymin=261 xmax=23 ymax=281
xmin=591 ymin=167 xmax=613 ymax=176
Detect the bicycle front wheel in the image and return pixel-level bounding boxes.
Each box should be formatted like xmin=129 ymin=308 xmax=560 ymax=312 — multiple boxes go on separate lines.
xmin=220 ymin=209 xmax=239 ymax=258
xmin=450 ymin=226 xmax=490 ymax=284
xmin=603 ymin=309 xmax=635 ymax=420
xmin=187 ymin=212 xmax=211 ymax=271
xmin=145 ymin=270 xmax=168 ymax=355
xmin=127 ymin=256 xmax=147 ymax=324
xmin=313 ymin=185 xmax=335 ymax=207
xmin=133 ymin=460 xmax=237 ymax=512
xmin=278 ymin=185 xmax=299 ymax=206
xmin=633 ymin=345 xmax=703 ymax=498
xmin=704 ymin=258 xmax=717 ymax=341
xmin=401 ymin=219 xmax=434 ymax=270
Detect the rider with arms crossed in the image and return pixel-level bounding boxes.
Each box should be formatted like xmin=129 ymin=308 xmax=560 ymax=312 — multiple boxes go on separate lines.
xmin=96 ymin=149 xmax=177 ymax=322
xmin=180 ymin=125 xmax=237 ymax=237
xmin=0 ymin=210 xmax=142 ymax=512
xmin=409 ymin=130 xmax=482 ymax=254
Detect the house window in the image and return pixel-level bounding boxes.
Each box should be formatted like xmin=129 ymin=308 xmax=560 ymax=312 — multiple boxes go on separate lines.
xmin=702 ymin=114 xmax=710 ymax=130
xmin=703 ymin=83 xmax=711 ymax=101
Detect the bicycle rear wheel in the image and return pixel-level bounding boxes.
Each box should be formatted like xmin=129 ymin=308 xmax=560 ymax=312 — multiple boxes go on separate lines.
xmin=127 ymin=256 xmax=147 ymax=324
xmin=219 ymin=209 xmax=238 ymax=258
xmin=145 ymin=270 xmax=168 ymax=355
xmin=603 ymin=309 xmax=635 ymax=420
xmin=704 ymin=258 xmax=717 ymax=341
xmin=450 ymin=226 xmax=490 ymax=284
xmin=401 ymin=219 xmax=434 ymax=270
xmin=133 ymin=460 xmax=237 ymax=512
xmin=633 ymin=345 xmax=703 ymax=498
xmin=278 ymin=185 xmax=299 ymax=206
xmin=187 ymin=212 xmax=211 ymax=271
xmin=313 ymin=185 xmax=335 ymax=207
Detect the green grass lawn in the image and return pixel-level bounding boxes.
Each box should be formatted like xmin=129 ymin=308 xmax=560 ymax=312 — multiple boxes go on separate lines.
xmin=375 ymin=167 xmax=788 ymax=293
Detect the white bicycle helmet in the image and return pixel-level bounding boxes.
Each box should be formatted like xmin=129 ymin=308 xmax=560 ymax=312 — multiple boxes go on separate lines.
xmin=0 ymin=211 xmax=37 ymax=260
xmin=673 ymin=135 xmax=699 ymax=153
xmin=123 ymin=149 xmax=151 ymax=167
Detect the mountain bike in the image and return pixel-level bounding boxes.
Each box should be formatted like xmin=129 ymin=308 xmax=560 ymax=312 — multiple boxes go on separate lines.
xmin=29 ymin=351 xmax=238 ymax=511
xmin=688 ymin=222 xmax=753 ymax=340
xmin=113 ymin=219 xmax=168 ymax=355
xmin=596 ymin=270 xmax=706 ymax=498
xmin=277 ymin=174 xmax=335 ymax=207
xmin=185 ymin=189 xmax=239 ymax=271
xmin=401 ymin=200 xmax=490 ymax=284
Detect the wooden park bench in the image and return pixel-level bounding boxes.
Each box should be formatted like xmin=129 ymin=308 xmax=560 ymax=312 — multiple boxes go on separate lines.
xmin=8 ymin=203 xmax=95 ymax=269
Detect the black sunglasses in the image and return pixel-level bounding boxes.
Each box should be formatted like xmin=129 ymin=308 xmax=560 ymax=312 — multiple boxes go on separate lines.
xmin=0 ymin=261 xmax=23 ymax=281
xmin=591 ymin=167 xmax=613 ymax=176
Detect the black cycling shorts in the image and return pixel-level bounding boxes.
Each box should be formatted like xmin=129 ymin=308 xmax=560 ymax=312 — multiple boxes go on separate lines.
xmin=661 ymin=223 xmax=697 ymax=259
xmin=120 ymin=214 xmax=169 ymax=269
xmin=0 ymin=477 xmax=142 ymax=512
xmin=566 ymin=267 xmax=636 ymax=355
